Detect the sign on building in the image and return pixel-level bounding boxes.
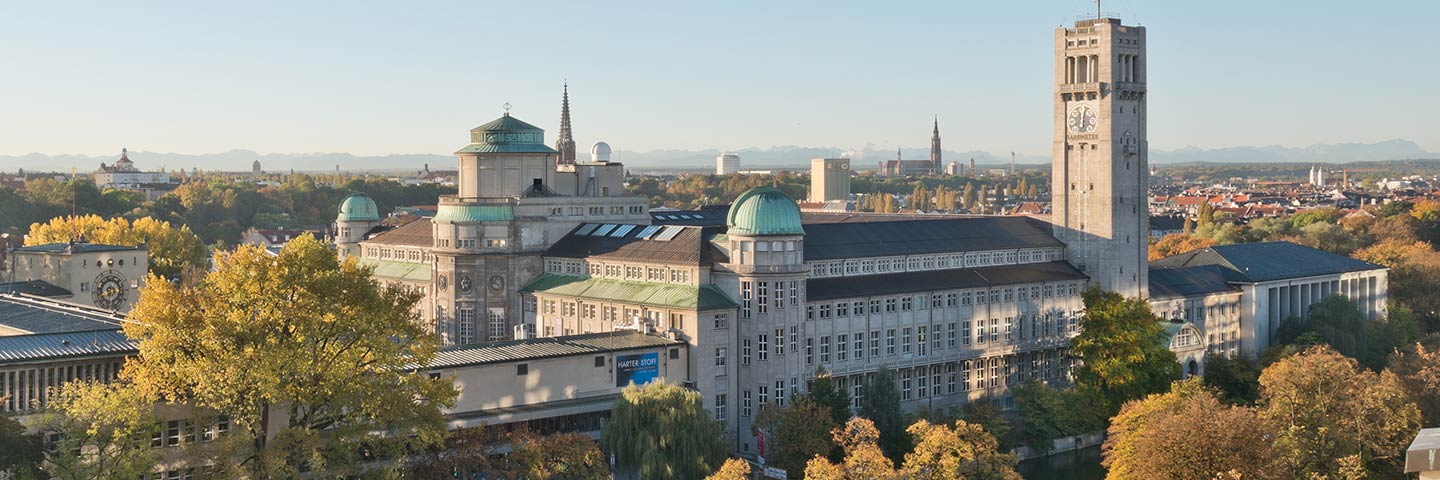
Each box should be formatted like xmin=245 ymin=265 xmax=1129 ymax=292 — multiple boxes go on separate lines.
xmin=615 ymin=352 xmax=659 ymax=387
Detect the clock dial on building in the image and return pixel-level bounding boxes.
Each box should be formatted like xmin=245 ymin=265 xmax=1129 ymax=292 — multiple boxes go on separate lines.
xmin=93 ymin=270 xmax=128 ymax=310
xmin=1068 ymin=105 xmax=1097 ymax=133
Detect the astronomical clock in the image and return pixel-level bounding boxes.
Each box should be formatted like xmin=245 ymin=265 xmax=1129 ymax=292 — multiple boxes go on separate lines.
xmin=92 ymin=270 xmax=129 ymax=311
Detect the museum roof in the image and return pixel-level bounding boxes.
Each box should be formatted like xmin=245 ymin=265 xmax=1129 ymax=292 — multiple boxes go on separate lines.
xmin=521 ymin=273 xmax=739 ymax=311
xmin=806 ymin=261 xmax=1087 ymax=301
xmin=15 ymin=242 xmax=142 ymax=254
xmin=1148 ymin=265 xmax=1241 ymax=299
xmin=0 ymin=294 xmax=135 ymax=363
xmin=801 ymin=216 xmax=1063 ymax=261
xmin=1149 ymin=241 xmax=1384 ymax=283
xmin=361 ymin=217 xmax=433 ymax=247
xmin=425 ymin=330 xmax=684 ymax=370
xmin=545 ymin=224 xmax=727 ymax=266
xmin=0 ymin=280 xmax=73 ymax=297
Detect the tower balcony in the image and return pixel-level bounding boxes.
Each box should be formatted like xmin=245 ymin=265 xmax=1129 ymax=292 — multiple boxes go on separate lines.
xmin=1058 ymin=82 xmax=1105 ymax=95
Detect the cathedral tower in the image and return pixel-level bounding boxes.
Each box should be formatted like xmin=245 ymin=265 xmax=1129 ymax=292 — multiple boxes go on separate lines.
xmin=555 ymin=83 xmax=577 ymax=166
xmin=1051 ymin=17 xmax=1148 ymax=298
xmin=930 ymin=117 xmax=942 ymax=174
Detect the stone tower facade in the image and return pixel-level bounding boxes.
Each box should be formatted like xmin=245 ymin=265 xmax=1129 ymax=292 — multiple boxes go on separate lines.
xmin=1050 ymin=17 xmax=1148 ymax=298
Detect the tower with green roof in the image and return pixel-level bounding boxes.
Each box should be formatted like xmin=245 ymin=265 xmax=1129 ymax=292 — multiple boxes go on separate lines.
xmin=334 ymin=193 xmax=379 ymax=259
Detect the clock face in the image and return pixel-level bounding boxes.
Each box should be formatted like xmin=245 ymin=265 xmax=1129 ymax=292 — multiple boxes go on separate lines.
xmin=459 ymin=275 xmax=473 ymax=293
xmin=93 ymin=270 xmax=128 ymax=311
xmin=1068 ymin=105 xmax=1097 ymax=133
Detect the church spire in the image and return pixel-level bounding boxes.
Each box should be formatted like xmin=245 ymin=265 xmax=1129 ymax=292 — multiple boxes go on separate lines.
xmin=930 ymin=116 xmax=942 ymax=174
xmin=556 ymin=82 xmax=577 ymax=165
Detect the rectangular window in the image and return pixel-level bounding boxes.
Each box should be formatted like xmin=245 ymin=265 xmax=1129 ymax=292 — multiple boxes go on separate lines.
xmin=853 ymin=301 xmax=864 ymax=316
xmin=776 ymin=380 xmax=786 ymax=406
xmin=516 ymin=364 xmax=528 ymax=376
xmin=853 ymin=332 xmax=864 ymax=359
xmin=886 ymin=298 xmax=898 ymax=312
xmin=947 ymin=322 xmax=957 ymax=348
xmin=775 ymin=328 xmax=786 ymax=356
xmin=743 ymin=390 xmax=752 ymax=417
xmin=902 ymin=297 xmax=913 ymax=311
xmin=902 ymin=327 xmax=912 ymax=354
xmin=715 ymin=347 xmax=727 ymax=371
xmin=932 ymin=365 xmax=943 ymax=396
xmin=901 ymin=370 xmax=912 ymax=401
xmin=776 ymin=282 xmax=786 ymax=309
xmin=757 ymin=282 xmax=769 ymax=314
xmin=790 ymin=281 xmax=799 ymax=306
xmin=715 ymin=394 xmax=727 ymax=420
xmin=741 ymin=281 xmax=753 ymax=319
xmin=820 ymin=304 xmax=832 ymax=318
xmin=759 ymin=385 xmax=769 ymax=405
xmin=947 ymin=363 xmax=958 ymax=394
xmin=807 ymin=305 xmax=814 ymax=320
xmin=742 ymin=339 xmax=752 ymax=365
xmin=806 ymin=338 xmax=815 ymax=365
xmin=1005 ymin=317 xmax=1013 ymax=342
xmin=917 ymin=326 xmax=927 ymax=356
xmin=790 ymin=326 xmax=798 ymax=353
xmin=990 ymin=318 xmax=999 ymax=343
xmin=837 ymin=334 xmax=848 ymax=361
xmin=871 ymin=330 xmax=881 ymax=357
xmin=870 ymin=299 xmax=881 ymax=314
xmin=714 ymin=313 xmax=729 ymax=330
xmin=836 ymin=301 xmax=848 ymax=317
xmin=886 ymin=329 xmax=897 ymax=355
xmin=820 ymin=336 xmax=831 ymax=363
xmin=758 ymin=334 xmax=769 ymax=361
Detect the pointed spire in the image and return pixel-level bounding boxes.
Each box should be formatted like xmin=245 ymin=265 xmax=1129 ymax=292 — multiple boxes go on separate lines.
xmin=556 ymin=82 xmax=577 ymax=165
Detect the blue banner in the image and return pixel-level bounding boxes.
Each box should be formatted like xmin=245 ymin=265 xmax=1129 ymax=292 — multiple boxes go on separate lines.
xmin=615 ymin=352 xmax=659 ymax=387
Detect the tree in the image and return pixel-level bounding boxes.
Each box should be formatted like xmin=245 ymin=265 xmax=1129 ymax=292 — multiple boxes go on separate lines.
xmin=1199 ymin=352 xmax=1260 ymax=405
xmin=754 ymin=397 xmax=838 ymax=479
xmin=706 ymin=458 xmax=752 ymax=480
xmin=1009 ymin=381 xmax=1105 ymax=452
xmin=1070 ymin=286 xmax=1180 ymax=412
xmin=503 ymin=431 xmax=609 ymax=480
xmin=1103 ymin=379 xmax=1281 ymax=480
xmin=858 ymin=367 xmax=909 ymax=462
xmin=805 ymin=367 xmax=853 ymax=428
xmin=120 ymin=235 xmax=456 ymax=477
xmin=1260 ymin=346 xmax=1420 ymax=478
xmin=1355 ymin=240 xmax=1440 ymax=331
xmin=26 ymin=214 xmax=207 ymax=278
xmin=899 ymin=419 xmax=1020 ymax=480
xmin=0 ymin=412 xmax=43 ymax=480
xmin=34 ymin=381 xmax=163 ymax=480
xmin=1388 ymin=338 xmax=1440 ymax=427
xmin=1147 ymin=233 xmax=1215 ymax=261
xmin=601 ymin=379 xmax=727 ymax=479
xmin=804 ymin=417 xmax=897 ymax=480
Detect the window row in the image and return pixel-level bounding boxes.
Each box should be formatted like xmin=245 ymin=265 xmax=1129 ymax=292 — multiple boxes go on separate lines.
xmin=808 ymin=248 xmax=1062 ymax=278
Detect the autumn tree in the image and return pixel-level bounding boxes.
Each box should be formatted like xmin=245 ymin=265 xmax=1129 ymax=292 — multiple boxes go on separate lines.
xmin=1102 ymin=379 xmax=1281 ymax=480
xmin=858 ymin=367 xmax=909 ymax=462
xmin=754 ymin=397 xmax=838 ymax=479
xmin=1355 ymin=239 xmax=1440 ymax=330
xmin=1198 ymin=352 xmax=1260 ymax=405
xmin=706 ymin=458 xmax=752 ymax=480
xmin=0 ymin=409 xmax=44 ymax=479
xmin=34 ymin=381 xmax=164 ymax=480
xmin=120 ymin=235 xmax=456 ymax=477
xmin=804 ymin=417 xmax=897 ymax=480
xmin=26 ymin=214 xmax=207 ymax=278
xmin=1070 ymin=286 xmax=1180 ymax=413
xmin=899 ymin=419 xmax=1020 ymax=480
xmin=1147 ymin=233 xmax=1215 ymax=261
xmin=601 ymin=379 xmax=727 ymax=479
xmin=1260 ymin=346 xmax=1420 ymax=478
xmin=1388 ymin=337 xmax=1440 ymax=427
xmin=502 ymin=431 xmax=609 ymax=480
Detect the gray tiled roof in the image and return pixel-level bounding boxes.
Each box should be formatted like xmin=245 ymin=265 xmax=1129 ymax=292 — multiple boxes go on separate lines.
xmin=807 ymin=261 xmax=1087 ymax=302
xmin=0 ymin=280 xmax=73 ymax=297
xmin=0 ymin=295 xmax=135 ymax=363
xmin=1148 ymin=265 xmax=1240 ymax=299
xmin=16 ymin=243 xmax=141 ymax=254
xmin=0 ymin=329 xmax=135 ymax=363
xmin=425 ymin=331 xmax=683 ymax=370
xmin=545 ymin=224 xmax=727 ymax=266
xmin=0 ymin=295 xmax=124 ymax=334
xmin=801 ymin=216 xmax=1063 ymax=261
xmin=1149 ymin=241 xmax=1384 ymax=283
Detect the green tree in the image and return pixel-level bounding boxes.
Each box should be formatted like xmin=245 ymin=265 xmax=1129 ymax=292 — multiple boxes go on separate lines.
xmin=1199 ymin=352 xmax=1260 ymax=405
xmin=706 ymin=458 xmax=752 ymax=480
xmin=1261 ymin=346 xmax=1420 ymax=478
xmin=805 ymin=367 xmax=853 ymax=428
xmin=601 ymin=379 xmax=727 ymax=479
xmin=754 ymin=397 xmax=838 ymax=479
xmin=859 ymin=367 xmax=909 ymax=462
xmin=1070 ymin=286 xmax=1180 ymax=412
xmin=1385 ymin=336 xmax=1440 ymax=428
xmin=34 ymin=381 xmax=163 ymax=480
xmin=121 ymin=235 xmax=456 ymax=477
xmin=1009 ymin=381 xmax=1106 ymax=452
xmin=0 ymin=412 xmax=43 ymax=479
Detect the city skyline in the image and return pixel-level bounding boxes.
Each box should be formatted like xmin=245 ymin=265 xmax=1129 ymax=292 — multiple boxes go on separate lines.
xmin=2 ymin=1 xmax=1437 ymax=158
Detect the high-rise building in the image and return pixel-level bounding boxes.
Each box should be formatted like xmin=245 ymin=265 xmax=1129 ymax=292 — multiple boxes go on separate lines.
xmin=1050 ymin=17 xmax=1148 ymax=298
xmin=809 ymin=158 xmax=850 ymax=202
xmin=716 ymin=153 xmax=741 ymax=175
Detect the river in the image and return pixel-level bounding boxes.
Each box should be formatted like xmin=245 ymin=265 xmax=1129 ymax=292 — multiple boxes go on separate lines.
xmin=1016 ymin=445 xmax=1106 ymax=480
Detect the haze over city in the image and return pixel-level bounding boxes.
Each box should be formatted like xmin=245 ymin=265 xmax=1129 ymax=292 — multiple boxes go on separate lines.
xmin=2 ymin=0 xmax=1437 ymax=159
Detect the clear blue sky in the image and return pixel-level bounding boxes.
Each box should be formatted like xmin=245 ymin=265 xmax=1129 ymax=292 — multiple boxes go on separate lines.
xmin=2 ymin=0 xmax=1436 ymax=157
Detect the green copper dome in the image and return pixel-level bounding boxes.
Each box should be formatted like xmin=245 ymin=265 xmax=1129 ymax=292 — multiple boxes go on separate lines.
xmin=337 ymin=193 xmax=379 ymax=223
xmin=455 ymin=113 xmax=560 ymax=155
xmin=727 ymin=187 xmax=804 ymax=236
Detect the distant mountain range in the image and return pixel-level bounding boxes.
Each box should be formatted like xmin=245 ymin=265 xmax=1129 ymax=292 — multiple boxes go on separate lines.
xmin=4 ymin=140 xmax=1435 ymax=174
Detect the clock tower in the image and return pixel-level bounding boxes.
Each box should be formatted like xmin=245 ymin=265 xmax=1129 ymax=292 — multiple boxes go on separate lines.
xmin=1051 ymin=17 xmax=1148 ymax=298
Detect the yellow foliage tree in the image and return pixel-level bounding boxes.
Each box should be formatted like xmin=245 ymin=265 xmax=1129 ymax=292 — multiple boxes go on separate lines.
xmin=805 ymin=417 xmax=897 ymax=480
xmin=705 ymin=458 xmax=752 ymax=480
xmin=899 ymin=419 xmax=1020 ymax=480
xmin=26 ymin=214 xmax=206 ymax=278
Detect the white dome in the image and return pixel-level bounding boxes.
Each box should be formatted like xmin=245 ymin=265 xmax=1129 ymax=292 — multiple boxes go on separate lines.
xmin=591 ymin=142 xmax=612 ymax=162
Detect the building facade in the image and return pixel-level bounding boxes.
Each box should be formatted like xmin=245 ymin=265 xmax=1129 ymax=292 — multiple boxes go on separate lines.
xmin=5 ymin=242 xmax=148 ymax=312
xmin=809 ymin=158 xmax=851 ymax=202
xmin=717 ymin=153 xmax=740 ymax=175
